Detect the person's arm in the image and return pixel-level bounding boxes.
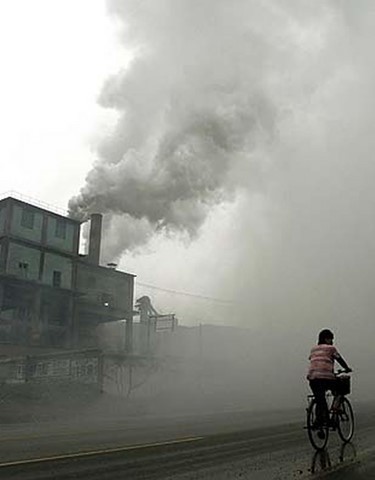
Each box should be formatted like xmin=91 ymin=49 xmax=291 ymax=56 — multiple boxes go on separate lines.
xmin=336 ymin=353 xmax=352 ymax=372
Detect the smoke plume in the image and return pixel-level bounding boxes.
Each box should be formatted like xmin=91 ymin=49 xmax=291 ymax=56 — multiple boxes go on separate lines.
xmin=67 ymin=0 xmax=299 ymax=260
xmin=68 ymin=0 xmax=375 ymax=404
xmin=69 ymin=0 xmax=375 ymax=328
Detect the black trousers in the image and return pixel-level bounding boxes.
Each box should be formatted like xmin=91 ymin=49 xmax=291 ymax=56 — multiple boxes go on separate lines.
xmin=309 ymin=379 xmax=337 ymax=424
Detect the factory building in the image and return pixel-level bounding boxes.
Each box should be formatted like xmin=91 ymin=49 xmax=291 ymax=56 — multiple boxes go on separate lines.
xmin=0 ymin=195 xmax=134 ymax=356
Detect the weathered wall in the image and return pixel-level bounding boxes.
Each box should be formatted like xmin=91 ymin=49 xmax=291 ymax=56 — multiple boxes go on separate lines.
xmin=0 ymin=349 xmax=102 ymax=386
xmin=11 ymin=204 xmax=43 ymax=243
xmin=0 ymin=206 xmax=6 ymax=234
xmin=7 ymin=242 xmax=41 ymax=280
xmin=45 ymin=216 xmax=77 ymax=253
xmin=42 ymin=253 xmax=73 ymax=289
xmin=96 ymin=321 xmax=154 ymax=355
xmin=76 ymin=262 xmax=134 ymax=315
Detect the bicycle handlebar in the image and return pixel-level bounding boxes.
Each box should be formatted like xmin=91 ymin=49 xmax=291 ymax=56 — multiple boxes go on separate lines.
xmin=335 ymin=369 xmax=352 ymax=375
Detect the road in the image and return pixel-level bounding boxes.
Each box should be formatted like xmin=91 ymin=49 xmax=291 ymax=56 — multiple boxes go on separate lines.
xmin=0 ymin=404 xmax=375 ymax=479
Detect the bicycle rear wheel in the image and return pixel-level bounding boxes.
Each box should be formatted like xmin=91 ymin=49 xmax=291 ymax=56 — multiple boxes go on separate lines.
xmin=337 ymin=397 xmax=354 ymax=443
xmin=307 ymin=399 xmax=329 ymax=450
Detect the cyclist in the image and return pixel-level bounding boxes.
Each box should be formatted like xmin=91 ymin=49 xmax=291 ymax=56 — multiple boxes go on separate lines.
xmin=307 ymin=329 xmax=352 ymax=427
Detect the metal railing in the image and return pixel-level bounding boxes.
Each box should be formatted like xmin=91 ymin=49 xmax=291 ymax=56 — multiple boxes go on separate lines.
xmin=0 ymin=191 xmax=68 ymax=217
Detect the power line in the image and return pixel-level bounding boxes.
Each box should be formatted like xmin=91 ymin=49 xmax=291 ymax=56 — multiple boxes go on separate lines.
xmin=136 ymin=281 xmax=235 ymax=305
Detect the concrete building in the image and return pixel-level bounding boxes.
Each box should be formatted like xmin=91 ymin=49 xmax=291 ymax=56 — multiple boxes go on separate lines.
xmin=0 ymin=195 xmax=134 ymax=355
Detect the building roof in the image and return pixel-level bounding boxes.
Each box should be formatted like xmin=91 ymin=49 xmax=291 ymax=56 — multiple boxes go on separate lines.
xmin=0 ymin=193 xmax=81 ymax=224
xmin=76 ymin=257 xmax=136 ymax=278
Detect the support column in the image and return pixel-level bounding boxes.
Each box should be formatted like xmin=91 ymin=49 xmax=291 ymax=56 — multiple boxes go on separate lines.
xmin=0 ymin=282 xmax=4 ymax=311
xmin=69 ymin=296 xmax=80 ymax=349
xmin=125 ymin=278 xmax=134 ymax=354
xmin=30 ymin=289 xmax=42 ymax=345
xmin=66 ymin=294 xmax=75 ymax=348
xmin=125 ymin=317 xmax=133 ymax=353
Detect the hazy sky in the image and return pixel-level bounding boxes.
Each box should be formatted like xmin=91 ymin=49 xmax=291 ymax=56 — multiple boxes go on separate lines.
xmin=0 ymin=0 xmax=127 ymax=207
xmin=3 ymin=0 xmax=375 ymax=376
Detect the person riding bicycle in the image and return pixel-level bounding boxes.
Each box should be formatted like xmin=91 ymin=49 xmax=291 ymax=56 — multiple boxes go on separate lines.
xmin=307 ymin=329 xmax=352 ymax=426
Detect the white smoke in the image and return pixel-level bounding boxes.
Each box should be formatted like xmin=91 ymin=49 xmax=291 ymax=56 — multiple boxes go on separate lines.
xmin=66 ymin=0 xmax=375 ymax=410
xmin=70 ymin=0 xmax=375 ymax=332
xmin=68 ymin=0 xmax=375 ymax=403
xmin=68 ymin=0 xmax=308 ymax=260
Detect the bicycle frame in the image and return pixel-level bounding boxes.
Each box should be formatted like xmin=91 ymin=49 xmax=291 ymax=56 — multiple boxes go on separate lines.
xmin=306 ymin=373 xmax=354 ymax=450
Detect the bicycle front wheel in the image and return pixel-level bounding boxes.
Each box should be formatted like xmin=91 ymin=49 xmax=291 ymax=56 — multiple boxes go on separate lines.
xmin=307 ymin=399 xmax=329 ymax=450
xmin=337 ymin=397 xmax=354 ymax=443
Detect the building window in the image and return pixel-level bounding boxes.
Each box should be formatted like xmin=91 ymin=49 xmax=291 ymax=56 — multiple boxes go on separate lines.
xmin=52 ymin=270 xmax=62 ymax=288
xmin=36 ymin=362 xmax=49 ymax=376
xmin=18 ymin=305 xmax=31 ymax=321
xmin=16 ymin=365 xmax=25 ymax=380
xmin=55 ymin=219 xmax=67 ymax=239
xmin=18 ymin=262 xmax=29 ymax=278
xmin=21 ymin=209 xmax=35 ymax=229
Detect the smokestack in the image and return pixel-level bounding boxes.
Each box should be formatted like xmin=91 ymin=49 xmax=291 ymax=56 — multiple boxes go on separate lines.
xmin=88 ymin=213 xmax=103 ymax=265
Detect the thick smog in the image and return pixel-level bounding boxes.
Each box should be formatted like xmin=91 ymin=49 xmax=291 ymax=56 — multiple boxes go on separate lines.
xmin=1 ymin=1 xmax=375 ymax=479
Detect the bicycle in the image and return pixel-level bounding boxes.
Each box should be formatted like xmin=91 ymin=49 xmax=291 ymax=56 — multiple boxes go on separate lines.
xmin=305 ymin=371 xmax=354 ymax=450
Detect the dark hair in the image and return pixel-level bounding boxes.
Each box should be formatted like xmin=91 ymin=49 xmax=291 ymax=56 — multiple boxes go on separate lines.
xmin=318 ymin=329 xmax=334 ymax=344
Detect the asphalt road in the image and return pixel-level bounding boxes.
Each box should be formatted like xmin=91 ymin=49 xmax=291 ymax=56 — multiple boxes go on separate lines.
xmin=1 ymin=404 xmax=375 ymax=479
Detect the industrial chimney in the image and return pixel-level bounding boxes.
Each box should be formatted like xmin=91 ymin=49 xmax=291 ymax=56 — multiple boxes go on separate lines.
xmin=88 ymin=213 xmax=103 ymax=265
